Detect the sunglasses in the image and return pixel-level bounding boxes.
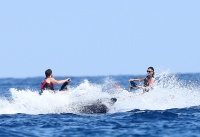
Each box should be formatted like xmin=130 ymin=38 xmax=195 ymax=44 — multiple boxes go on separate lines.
xmin=147 ymin=70 xmax=153 ymax=73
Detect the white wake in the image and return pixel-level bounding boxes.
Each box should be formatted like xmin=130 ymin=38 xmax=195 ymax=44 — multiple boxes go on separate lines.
xmin=0 ymin=72 xmax=200 ymax=114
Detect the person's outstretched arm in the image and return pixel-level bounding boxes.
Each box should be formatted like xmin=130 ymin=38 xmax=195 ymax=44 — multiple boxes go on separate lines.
xmin=50 ymin=78 xmax=70 ymax=84
xmin=129 ymin=78 xmax=144 ymax=82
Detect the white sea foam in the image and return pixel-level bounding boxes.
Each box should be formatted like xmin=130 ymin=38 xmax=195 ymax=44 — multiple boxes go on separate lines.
xmin=0 ymin=72 xmax=200 ymax=114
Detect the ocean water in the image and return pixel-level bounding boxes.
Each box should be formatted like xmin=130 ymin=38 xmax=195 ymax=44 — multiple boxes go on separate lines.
xmin=0 ymin=72 xmax=200 ymax=137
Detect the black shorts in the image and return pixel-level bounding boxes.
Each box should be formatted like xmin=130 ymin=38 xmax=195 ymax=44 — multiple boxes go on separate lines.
xmin=130 ymin=81 xmax=137 ymax=87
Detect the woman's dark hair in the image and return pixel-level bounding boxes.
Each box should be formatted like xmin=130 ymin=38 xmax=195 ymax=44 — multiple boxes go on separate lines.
xmin=45 ymin=69 xmax=52 ymax=78
xmin=148 ymin=67 xmax=155 ymax=77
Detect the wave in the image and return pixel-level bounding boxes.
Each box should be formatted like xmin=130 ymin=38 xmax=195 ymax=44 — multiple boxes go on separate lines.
xmin=0 ymin=72 xmax=200 ymax=114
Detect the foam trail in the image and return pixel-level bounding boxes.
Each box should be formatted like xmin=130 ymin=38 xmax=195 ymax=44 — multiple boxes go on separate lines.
xmin=0 ymin=80 xmax=114 ymax=114
xmin=0 ymin=72 xmax=200 ymax=114
xmin=112 ymin=71 xmax=200 ymax=112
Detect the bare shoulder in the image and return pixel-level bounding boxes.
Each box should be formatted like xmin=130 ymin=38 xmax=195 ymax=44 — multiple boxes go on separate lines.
xmin=150 ymin=77 xmax=155 ymax=82
xmin=49 ymin=77 xmax=56 ymax=82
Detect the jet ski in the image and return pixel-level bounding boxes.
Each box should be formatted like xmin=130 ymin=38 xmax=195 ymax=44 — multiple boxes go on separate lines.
xmin=79 ymin=98 xmax=117 ymax=113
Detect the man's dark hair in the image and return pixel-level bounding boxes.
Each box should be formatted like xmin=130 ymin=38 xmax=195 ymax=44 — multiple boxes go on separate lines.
xmin=45 ymin=69 xmax=52 ymax=78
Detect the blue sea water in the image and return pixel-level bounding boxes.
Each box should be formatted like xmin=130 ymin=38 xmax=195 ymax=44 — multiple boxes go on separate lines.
xmin=0 ymin=72 xmax=200 ymax=137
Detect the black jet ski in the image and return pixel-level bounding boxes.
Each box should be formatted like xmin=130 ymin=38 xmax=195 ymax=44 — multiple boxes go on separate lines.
xmin=79 ymin=98 xmax=117 ymax=113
